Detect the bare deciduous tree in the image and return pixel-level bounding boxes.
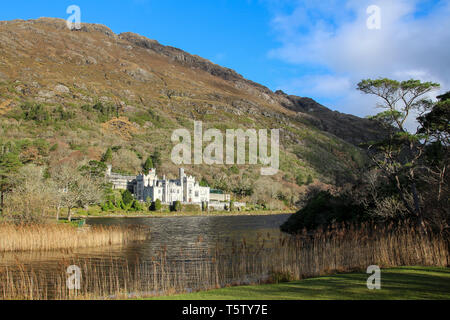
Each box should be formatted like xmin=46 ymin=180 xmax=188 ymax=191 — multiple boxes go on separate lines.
xmin=50 ymin=162 xmax=103 ymax=221
xmin=5 ymin=165 xmax=57 ymax=223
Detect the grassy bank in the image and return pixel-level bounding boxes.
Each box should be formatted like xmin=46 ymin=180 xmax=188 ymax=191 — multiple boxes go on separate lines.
xmin=149 ymin=267 xmax=450 ymax=300
xmin=0 ymin=222 xmax=149 ymax=252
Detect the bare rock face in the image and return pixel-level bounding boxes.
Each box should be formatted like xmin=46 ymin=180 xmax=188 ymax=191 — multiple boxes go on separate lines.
xmin=118 ymin=32 xmax=246 ymax=83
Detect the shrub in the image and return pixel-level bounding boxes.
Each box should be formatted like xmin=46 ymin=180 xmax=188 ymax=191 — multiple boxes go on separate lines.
xmin=107 ymin=201 xmax=115 ymax=210
xmin=199 ymin=178 xmax=209 ymax=187
xmin=82 ymin=102 xmax=116 ymax=122
xmin=122 ymin=190 xmax=134 ymax=206
xmin=269 ymin=270 xmax=295 ymax=284
xmin=21 ymin=103 xmax=50 ymax=123
xmin=281 ymin=191 xmax=368 ymax=233
xmin=296 ymin=173 xmax=304 ymax=186
xmin=118 ymin=200 xmax=128 ymax=211
xmin=171 ymin=201 xmax=182 ymax=212
xmin=228 ymin=165 xmax=239 ymax=175
xmin=14 ymin=103 xmax=74 ymax=124
xmin=183 ymin=204 xmax=201 ymax=212
xmin=150 ymin=199 xmax=162 ymax=211
xmin=101 ymin=203 xmax=109 ymax=212
xmin=131 ymin=200 xmax=145 ymax=212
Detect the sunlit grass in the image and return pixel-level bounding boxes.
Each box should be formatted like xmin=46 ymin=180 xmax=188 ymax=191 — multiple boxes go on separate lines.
xmin=150 ymin=267 xmax=450 ymax=300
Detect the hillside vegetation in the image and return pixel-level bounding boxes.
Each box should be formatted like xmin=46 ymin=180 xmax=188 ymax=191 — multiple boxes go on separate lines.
xmin=0 ymin=18 xmax=385 ymax=208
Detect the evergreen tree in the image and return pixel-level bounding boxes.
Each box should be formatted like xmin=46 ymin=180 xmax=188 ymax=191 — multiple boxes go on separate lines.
xmin=199 ymin=177 xmax=209 ymax=187
xmin=101 ymin=148 xmax=113 ymax=164
xmin=143 ymin=156 xmax=154 ymax=172
xmin=0 ymin=151 xmax=22 ymax=214
xmin=229 ymin=200 xmax=235 ymax=212
xmin=80 ymin=160 xmax=107 ymax=178
xmin=151 ymin=150 xmax=162 ymax=169
xmin=122 ymin=190 xmax=134 ymax=206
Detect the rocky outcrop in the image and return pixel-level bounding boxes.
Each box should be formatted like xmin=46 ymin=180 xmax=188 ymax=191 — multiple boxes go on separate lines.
xmin=118 ymin=32 xmax=244 ymax=82
xmin=0 ymin=17 xmax=385 ymax=148
xmin=274 ymin=91 xmax=386 ymax=145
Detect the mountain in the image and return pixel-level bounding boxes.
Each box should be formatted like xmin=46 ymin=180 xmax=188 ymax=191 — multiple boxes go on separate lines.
xmin=0 ymin=18 xmax=384 ymax=207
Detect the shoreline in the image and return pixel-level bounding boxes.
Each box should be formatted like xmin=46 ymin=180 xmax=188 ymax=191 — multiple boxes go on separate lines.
xmin=75 ymin=210 xmax=295 ymax=219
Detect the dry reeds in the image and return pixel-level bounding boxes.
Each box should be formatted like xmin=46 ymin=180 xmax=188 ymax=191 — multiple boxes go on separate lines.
xmin=269 ymin=222 xmax=449 ymax=279
xmin=0 ymin=222 xmax=149 ymax=252
xmin=0 ymin=222 xmax=448 ymax=300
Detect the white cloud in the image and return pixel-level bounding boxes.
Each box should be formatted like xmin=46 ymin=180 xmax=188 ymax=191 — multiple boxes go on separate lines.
xmin=268 ymin=0 xmax=450 ymax=122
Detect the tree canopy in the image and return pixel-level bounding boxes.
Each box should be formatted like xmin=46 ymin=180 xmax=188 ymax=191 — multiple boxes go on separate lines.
xmin=358 ymin=78 xmax=440 ymax=132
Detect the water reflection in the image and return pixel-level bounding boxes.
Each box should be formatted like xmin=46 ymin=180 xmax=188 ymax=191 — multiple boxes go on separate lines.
xmin=0 ymin=214 xmax=291 ymax=271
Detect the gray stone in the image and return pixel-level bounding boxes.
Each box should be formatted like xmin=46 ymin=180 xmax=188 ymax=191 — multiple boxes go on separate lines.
xmin=54 ymin=84 xmax=70 ymax=94
xmin=38 ymin=90 xmax=55 ymax=98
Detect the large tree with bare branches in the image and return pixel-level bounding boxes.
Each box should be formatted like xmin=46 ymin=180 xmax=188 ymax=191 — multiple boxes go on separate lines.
xmin=50 ymin=162 xmax=103 ymax=221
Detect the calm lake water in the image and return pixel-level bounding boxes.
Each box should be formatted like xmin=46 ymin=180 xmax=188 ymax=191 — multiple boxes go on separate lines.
xmin=0 ymin=214 xmax=292 ymax=297
xmin=88 ymin=214 xmax=292 ymax=260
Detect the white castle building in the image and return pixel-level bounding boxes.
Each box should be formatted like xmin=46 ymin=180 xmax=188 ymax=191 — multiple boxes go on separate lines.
xmin=106 ymin=165 xmax=210 ymax=205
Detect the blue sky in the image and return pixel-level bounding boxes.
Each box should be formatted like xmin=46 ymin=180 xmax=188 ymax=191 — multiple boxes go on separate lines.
xmin=0 ymin=0 xmax=448 ymax=119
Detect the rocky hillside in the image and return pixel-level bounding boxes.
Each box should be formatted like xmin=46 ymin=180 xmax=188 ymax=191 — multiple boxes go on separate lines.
xmin=0 ymin=18 xmax=383 ymax=207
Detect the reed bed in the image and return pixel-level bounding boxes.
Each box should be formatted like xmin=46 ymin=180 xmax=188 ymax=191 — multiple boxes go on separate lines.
xmin=0 ymin=222 xmax=149 ymax=252
xmin=0 ymin=222 xmax=448 ymax=300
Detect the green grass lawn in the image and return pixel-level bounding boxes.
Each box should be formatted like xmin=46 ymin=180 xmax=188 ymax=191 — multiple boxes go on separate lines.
xmin=149 ymin=267 xmax=450 ymax=300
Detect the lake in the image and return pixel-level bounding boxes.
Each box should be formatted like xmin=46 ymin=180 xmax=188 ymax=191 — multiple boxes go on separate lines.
xmin=0 ymin=214 xmax=292 ymax=298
